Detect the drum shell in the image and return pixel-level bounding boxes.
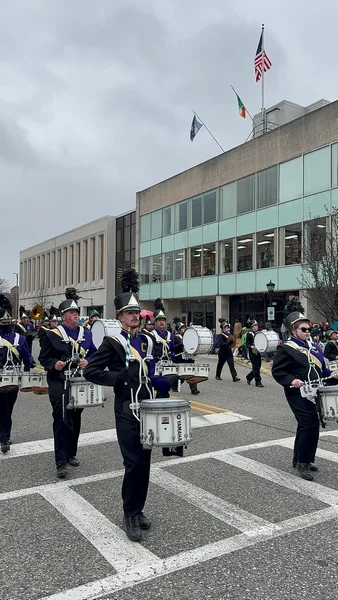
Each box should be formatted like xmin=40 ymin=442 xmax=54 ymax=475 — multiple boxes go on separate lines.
xmin=254 ymin=330 xmax=279 ymax=353
xmin=187 ymin=363 xmax=210 ymax=383
xmin=91 ymin=319 xmax=122 ymax=349
xmin=177 ymin=363 xmax=195 ymax=379
xmin=328 ymin=361 xmax=338 ymax=372
xmin=183 ymin=326 xmax=213 ymax=355
xmin=68 ymin=378 xmax=105 ymax=408
xmin=319 ymin=385 xmax=338 ymax=421
xmin=0 ymin=371 xmax=20 ymax=388
xmin=155 ymin=362 xmax=179 ymax=377
xmin=140 ymin=398 xmax=191 ymax=448
xmin=21 ymin=371 xmax=43 ymax=392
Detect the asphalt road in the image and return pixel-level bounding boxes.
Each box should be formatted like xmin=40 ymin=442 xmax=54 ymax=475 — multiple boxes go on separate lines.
xmin=2 ymin=347 xmax=338 ymax=600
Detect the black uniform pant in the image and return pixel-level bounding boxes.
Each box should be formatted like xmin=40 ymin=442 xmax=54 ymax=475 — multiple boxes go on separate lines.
xmin=25 ymin=336 xmax=33 ymax=354
xmin=286 ymin=393 xmax=319 ymax=464
xmin=216 ymin=350 xmax=237 ymax=380
xmin=48 ymin=379 xmax=83 ymax=467
xmin=0 ymin=387 xmax=19 ymax=443
xmin=115 ymin=394 xmax=151 ymax=517
xmin=247 ymin=351 xmax=262 ymax=384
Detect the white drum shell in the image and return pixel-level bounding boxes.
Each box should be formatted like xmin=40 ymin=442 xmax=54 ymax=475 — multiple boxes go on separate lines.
xmin=183 ymin=326 xmax=213 ymax=355
xmin=155 ymin=362 xmax=178 ymax=376
xmin=0 ymin=372 xmax=20 ymax=387
xmin=20 ymin=372 xmax=42 ymax=389
xmin=68 ymin=378 xmax=105 ymax=408
xmin=140 ymin=398 xmax=191 ymax=448
xmin=328 ymin=361 xmax=338 ymax=372
xmin=254 ymin=330 xmax=279 ymax=353
xmin=177 ymin=364 xmax=195 ymax=378
xmin=91 ymin=319 xmax=122 ymax=349
xmin=319 ymin=386 xmax=338 ymax=421
xmin=194 ymin=364 xmax=210 ymax=378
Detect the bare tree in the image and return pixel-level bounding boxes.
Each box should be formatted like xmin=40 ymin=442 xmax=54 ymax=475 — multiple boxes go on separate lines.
xmin=30 ymin=286 xmax=50 ymax=310
xmin=301 ymin=208 xmax=338 ymax=322
xmin=0 ymin=279 xmax=9 ymax=294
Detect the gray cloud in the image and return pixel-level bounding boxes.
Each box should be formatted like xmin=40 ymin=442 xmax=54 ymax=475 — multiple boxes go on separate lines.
xmin=0 ymin=0 xmax=337 ymax=287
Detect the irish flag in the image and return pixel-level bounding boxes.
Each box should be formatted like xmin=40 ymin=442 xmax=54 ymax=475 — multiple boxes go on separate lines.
xmin=235 ymin=92 xmax=246 ymax=119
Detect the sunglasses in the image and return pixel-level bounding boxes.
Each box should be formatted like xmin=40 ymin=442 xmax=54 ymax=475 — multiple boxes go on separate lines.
xmin=298 ymin=327 xmax=311 ymax=333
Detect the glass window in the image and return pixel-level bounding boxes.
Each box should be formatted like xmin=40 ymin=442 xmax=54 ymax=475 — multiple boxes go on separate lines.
xmin=332 ymin=143 xmax=338 ymax=188
xmin=174 ymin=249 xmax=186 ymax=280
xmin=203 ymin=190 xmax=217 ymax=224
xmin=151 ymin=210 xmax=162 ymax=239
xmin=279 ymin=157 xmax=303 ymax=203
xmin=257 ymin=166 xmax=277 ymax=209
xmin=220 ymin=182 xmax=236 ymax=219
xmin=284 ymin=224 xmax=302 ymax=265
xmin=191 ymin=195 xmax=202 ymax=227
xmin=163 ymin=252 xmax=174 ymax=281
xmin=123 ymin=214 xmax=131 ymax=227
xmin=237 ymin=175 xmax=255 ymax=215
xmin=305 ymin=218 xmax=327 ymax=261
xmin=131 ymin=211 xmax=136 ymax=224
xmin=219 ymin=239 xmax=233 ymax=273
xmin=116 ymin=217 xmax=123 ymax=229
xmin=140 ymin=214 xmax=150 ymax=242
xmin=190 ymin=245 xmax=202 ymax=278
xmin=175 ymin=201 xmax=188 ymax=232
xmin=151 ymin=254 xmax=162 ymax=282
xmin=130 ymin=224 xmax=136 ymax=248
xmin=304 ymin=146 xmax=330 ymax=196
xmin=162 ymin=207 xmax=172 ymax=236
xmin=202 ymin=243 xmax=216 ymax=275
xmin=131 ymin=249 xmax=135 ymax=266
xmin=124 ymin=226 xmax=130 ymax=250
xmin=256 ymin=230 xmax=275 ymax=269
xmin=124 ymin=250 xmax=130 ymax=264
xmin=140 ymin=257 xmax=150 ymax=284
xmin=237 ymin=236 xmax=253 ymax=271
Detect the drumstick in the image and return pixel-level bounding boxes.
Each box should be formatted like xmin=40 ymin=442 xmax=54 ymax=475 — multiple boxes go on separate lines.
xmin=289 ymin=375 xmax=336 ymax=388
xmin=125 ymin=327 xmax=131 ymax=368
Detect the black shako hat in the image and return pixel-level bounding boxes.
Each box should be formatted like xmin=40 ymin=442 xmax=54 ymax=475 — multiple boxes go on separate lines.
xmin=58 ymin=299 xmax=80 ymax=314
xmin=0 ymin=308 xmax=12 ymax=322
xmin=284 ymin=311 xmax=310 ymax=331
xmin=153 ymin=298 xmax=167 ymax=321
xmin=114 ymin=268 xmax=140 ymax=315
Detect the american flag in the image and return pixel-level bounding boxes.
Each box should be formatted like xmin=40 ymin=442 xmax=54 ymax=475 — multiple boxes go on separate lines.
xmin=254 ymin=31 xmax=271 ymax=82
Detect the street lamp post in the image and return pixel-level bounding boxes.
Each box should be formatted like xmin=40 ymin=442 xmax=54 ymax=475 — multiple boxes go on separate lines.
xmin=266 ymin=279 xmax=276 ymax=321
xmin=13 ymin=272 xmax=19 ymax=320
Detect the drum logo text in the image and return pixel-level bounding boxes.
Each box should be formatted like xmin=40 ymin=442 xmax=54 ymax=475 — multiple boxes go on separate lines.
xmin=176 ymin=413 xmax=182 ymax=441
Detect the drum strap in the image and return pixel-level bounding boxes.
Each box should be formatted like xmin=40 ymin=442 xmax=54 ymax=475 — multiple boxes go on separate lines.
xmin=50 ymin=327 xmax=86 ymax=356
xmin=110 ymin=333 xmax=152 ymax=374
xmin=285 ymin=341 xmax=322 ymax=370
xmin=0 ymin=337 xmax=20 ymax=359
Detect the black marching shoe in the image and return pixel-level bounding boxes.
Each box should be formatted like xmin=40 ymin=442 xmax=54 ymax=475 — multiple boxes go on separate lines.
xmin=215 ymin=376 xmax=222 ymax=381
xmin=191 ymin=389 xmax=200 ymax=395
xmin=138 ymin=511 xmax=151 ymax=530
xmin=293 ymin=460 xmax=318 ymax=472
xmin=233 ymin=377 xmax=241 ymax=382
xmin=246 ymin=377 xmax=251 ymax=385
xmin=68 ymin=457 xmax=80 ymax=467
xmin=1 ymin=441 xmax=10 ymax=454
xmin=296 ymin=462 xmax=314 ymax=481
xmin=256 ymin=382 xmax=264 ymax=388
xmin=56 ymin=463 xmax=69 ymax=479
xmin=124 ymin=514 xmax=142 ymax=542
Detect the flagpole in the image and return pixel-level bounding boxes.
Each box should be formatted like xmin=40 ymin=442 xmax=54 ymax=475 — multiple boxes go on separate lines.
xmin=193 ymin=110 xmax=225 ymax=153
xmin=261 ymin=23 xmax=265 ymax=134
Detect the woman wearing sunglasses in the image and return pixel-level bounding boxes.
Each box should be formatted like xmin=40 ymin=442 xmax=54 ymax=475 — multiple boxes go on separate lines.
xmin=272 ymin=311 xmax=338 ymax=481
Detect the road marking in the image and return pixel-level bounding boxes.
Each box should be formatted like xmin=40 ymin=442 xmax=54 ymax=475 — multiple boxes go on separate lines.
xmin=216 ymin=452 xmax=338 ymax=505
xmin=190 ymin=404 xmax=217 ymax=415
xmin=40 ymin=505 xmax=338 ymax=600
xmin=40 ymin=487 xmax=161 ymax=572
xmin=190 ymin=400 xmax=232 ymax=412
xmin=150 ymin=468 xmax=274 ymax=533
xmin=0 ymin=412 xmax=252 ymax=460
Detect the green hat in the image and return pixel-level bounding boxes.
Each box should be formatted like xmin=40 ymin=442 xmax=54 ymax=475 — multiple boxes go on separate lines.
xmin=89 ymin=309 xmax=100 ymax=319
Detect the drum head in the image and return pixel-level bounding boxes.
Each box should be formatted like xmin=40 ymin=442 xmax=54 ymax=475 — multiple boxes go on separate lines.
xmin=91 ymin=320 xmax=105 ymax=348
xmin=183 ymin=328 xmax=199 ymax=354
xmin=254 ymin=332 xmax=267 ymax=353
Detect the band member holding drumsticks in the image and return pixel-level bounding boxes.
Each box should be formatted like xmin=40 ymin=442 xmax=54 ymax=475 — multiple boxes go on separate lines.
xmin=272 ymin=311 xmax=338 ymax=481
xmin=215 ymin=322 xmax=240 ymax=382
xmin=84 ymin=269 xmax=168 ymax=542
xmin=146 ymin=299 xmax=176 ymax=398
xmin=246 ymin=320 xmax=264 ymax=387
xmin=0 ymin=307 xmax=35 ymax=453
xmin=39 ymin=297 xmax=96 ymax=479
xmin=172 ymin=318 xmax=200 ymax=395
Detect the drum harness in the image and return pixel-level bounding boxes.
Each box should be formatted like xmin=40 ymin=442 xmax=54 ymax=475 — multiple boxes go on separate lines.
xmin=54 ymin=325 xmax=89 ymax=415
xmin=0 ymin=333 xmax=20 ymax=371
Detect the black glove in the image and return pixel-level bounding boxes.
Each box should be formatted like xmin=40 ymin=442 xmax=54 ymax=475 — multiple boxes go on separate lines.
xmin=31 ymin=361 xmax=37 ymax=369
xmin=115 ymin=368 xmax=131 ymax=387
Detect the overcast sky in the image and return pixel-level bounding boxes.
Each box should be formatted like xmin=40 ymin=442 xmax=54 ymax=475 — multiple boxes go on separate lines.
xmin=1 ymin=0 xmax=337 ymax=287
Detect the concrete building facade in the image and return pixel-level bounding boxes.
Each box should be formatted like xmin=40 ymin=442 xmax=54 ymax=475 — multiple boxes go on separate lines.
xmin=136 ymin=99 xmax=338 ymax=327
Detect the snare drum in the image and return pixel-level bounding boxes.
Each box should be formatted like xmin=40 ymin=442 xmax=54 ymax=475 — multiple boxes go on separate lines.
xmin=155 ymin=362 xmax=179 ymax=377
xmin=32 ymin=372 xmax=49 ymax=395
xmin=328 ymin=361 xmax=338 ymax=372
xmin=318 ymin=385 xmax=338 ymax=421
xmin=91 ymin=319 xmax=122 ymax=349
xmin=0 ymin=370 xmax=20 ymax=391
xmin=20 ymin=371 xmax=43 ymax=393
xmin=185 ymin=363 xmax=210 ymax=383
xmin=183 ymin=326 xmax=213 ymax=355
xmin=140 ymin=398 xmax=191 ymax=449
xmin=254 ymin=330 xmax=279 ymax=353
xmin=67 ymin=378 xmax=105 ymax=409
xmin=177 ymin=363 xmax=195 ymax=380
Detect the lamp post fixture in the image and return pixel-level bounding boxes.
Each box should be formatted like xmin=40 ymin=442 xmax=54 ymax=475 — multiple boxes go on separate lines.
xmin=266 ymin=279 xmax=276 ymax=321
xmin=13 ymin=272 xmax=19 ymax=320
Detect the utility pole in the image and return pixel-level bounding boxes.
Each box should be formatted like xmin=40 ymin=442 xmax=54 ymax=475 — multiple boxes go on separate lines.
xmin=13 ymin=272 xmax=19 ymax=320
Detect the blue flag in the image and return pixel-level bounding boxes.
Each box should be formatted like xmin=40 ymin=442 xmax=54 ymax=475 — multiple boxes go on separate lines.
xmin=190 ymin=115 xmax=203 ymax=142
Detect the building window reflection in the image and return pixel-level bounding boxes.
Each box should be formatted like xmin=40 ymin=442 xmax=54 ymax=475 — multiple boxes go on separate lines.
xmin=174 ymin=249 xmax=186 ymax=280
xmin=140 ymin=257 xmax=150 ymax=284
xmin=190 ymin=246 xmax=202 ymax=277
xmin=283 ymin=224 xmax=302 ymax=265
xmin=152 ymin=254 xmax=162 ymax=282
xmin=202 ymin=243 xmax=216 ymax=275
xmin=163 ymin=252 xmax=174 ymax=281
xmin=219 ymin=239 xmax=233 ymax=273
xmin=237 ymin=237 xmax=253 ymax=271
xmin=256 ymin=230 xmax=275 ymax=269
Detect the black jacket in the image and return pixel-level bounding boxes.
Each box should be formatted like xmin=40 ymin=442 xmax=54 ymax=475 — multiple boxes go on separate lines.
xmin=218 ymin=332 xmax=233 ymax=357
xmin=324 ymin=341 xmax=338 ymax=362
xmin=272 ymin=342 xmax=328 ymax=397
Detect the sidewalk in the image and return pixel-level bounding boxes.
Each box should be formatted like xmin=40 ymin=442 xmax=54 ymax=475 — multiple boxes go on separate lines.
xmin=200 ymin=353 xmax=272 ymax=377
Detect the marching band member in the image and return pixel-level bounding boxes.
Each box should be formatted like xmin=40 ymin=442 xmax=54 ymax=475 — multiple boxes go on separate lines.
xmin=87 ymin=309 xmax=101 ymax=330
xmin=246 ymin=320 xmax=264 ymax=387
xmin=146 ymin=299 xmax=176 ymax=398
xmin=141 ymin=315 xmax=154 ymax=334
xmin=84 ymin=269 xmax=169 ymax=542
xmin=19 ymin=312 xmax=36 ymax=353
xmin=324 ymin=330 xmax=338 ymax=362
xmin=0 ymin=308 xmax=35 ymax=453
xmin=272 ymin=312 xmax=338 ymax=481
xmin=172 ymin=318 xmax=200 ymax=395
xmin=215 ymin=322 xmax=240 ymax=382
xmin=38 ymin=298 xmax=96 ymax=478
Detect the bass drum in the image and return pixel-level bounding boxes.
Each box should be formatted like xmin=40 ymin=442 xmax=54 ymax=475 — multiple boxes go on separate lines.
xmin=183 ymin=326 xmax=213 ymax=355
xmin=254 ymin=330 xmax=279 ymax=353
xmin=91 ymin=319 xmax=122 ymax=348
